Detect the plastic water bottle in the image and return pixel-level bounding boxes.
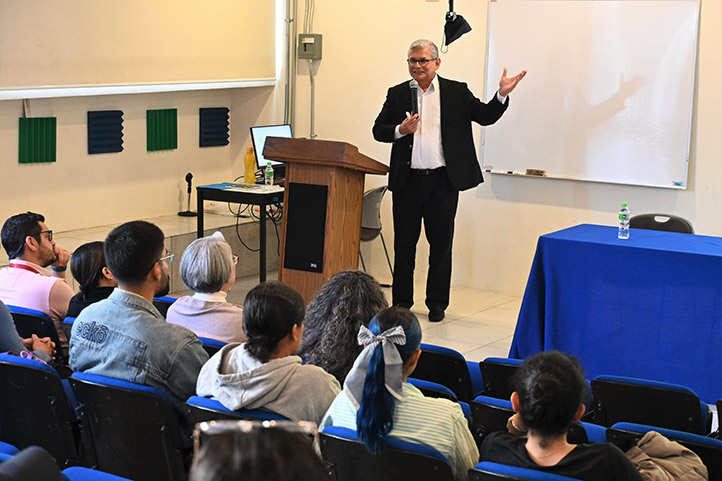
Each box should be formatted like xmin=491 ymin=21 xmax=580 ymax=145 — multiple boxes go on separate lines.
xmin=264 ymin=162 xmax=274 ymax=186
xmin=618 ymin=203 xmax=630 ymax=239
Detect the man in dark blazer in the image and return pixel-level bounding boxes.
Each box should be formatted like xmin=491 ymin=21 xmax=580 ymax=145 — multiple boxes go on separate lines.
xmin=373 ymin=39 xmax=526 ymax=322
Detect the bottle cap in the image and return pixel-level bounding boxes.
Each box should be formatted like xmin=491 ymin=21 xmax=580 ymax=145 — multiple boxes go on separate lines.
xmin=267 ymin=162 xmax=272 ymax=166
xmin=246 ymin=146 xmax=253 ymax=153
xmin=622 ymin=203 xmax=628 ymax=207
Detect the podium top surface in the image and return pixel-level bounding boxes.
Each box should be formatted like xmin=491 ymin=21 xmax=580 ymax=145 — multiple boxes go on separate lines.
xmin=263 ymin=137 xmax=388 ymax=175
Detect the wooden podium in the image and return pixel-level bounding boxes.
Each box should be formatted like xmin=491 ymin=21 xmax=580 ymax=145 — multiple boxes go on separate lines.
xmin=263 ymin=137 xmax=388 ymax=302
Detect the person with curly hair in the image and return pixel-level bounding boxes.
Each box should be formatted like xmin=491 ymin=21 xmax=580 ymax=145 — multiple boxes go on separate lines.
xmin=298 ymin=271 xmax=388 ymax=384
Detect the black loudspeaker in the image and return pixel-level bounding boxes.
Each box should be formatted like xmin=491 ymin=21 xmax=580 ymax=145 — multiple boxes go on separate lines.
xmin=283 ymin=182 xmax=328 ymax=273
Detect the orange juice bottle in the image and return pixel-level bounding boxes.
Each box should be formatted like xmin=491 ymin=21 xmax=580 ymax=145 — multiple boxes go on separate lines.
xmin=244 ymin=147 xmax=256 ymax=184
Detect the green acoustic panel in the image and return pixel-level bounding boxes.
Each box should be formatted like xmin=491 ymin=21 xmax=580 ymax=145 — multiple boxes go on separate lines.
xmin=147 ymin=108 xmax=177 ymax=151
xmin=18 ymin=117 xmax=57 ymax=164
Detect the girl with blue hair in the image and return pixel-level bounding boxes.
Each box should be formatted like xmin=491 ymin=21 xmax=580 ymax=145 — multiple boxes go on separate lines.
xmin=320 ymin=306 xmax=478 ymax=481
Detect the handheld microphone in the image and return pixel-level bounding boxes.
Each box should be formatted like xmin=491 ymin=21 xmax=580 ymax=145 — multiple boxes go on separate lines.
xmin=409 ymin=79 xmax=419 ymax=115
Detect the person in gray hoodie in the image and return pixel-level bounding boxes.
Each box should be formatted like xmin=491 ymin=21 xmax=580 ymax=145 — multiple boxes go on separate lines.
xmin=195 ymin=281 xmax=340 ymax=424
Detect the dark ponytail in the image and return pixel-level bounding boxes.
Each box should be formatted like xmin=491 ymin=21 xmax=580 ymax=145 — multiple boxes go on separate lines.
xmin=242 ymin=282 xmax=305 ymax=363
xmin=356 ymin=307 xmax=421 ymax=453
xmin=70 ymin=241 xmax=106 ymax=301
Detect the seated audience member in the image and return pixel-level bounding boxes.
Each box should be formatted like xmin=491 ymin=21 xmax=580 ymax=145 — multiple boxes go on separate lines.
xmin=166 ymin=232 xmax=246 ymax=343
xmin=69 ymin=220 xmax=208 ymax=404
xmin=298 ymin=270 xmax=388 ymax=384
xmin=196 ymin=282 xmax=340 ymax=423
xmin=479 ymin=350 xmax=643 ymax=481
xmin=320 ymin=307 xmax=478 ymax=481
xmin=0 ymin=212 xmax=73 ymax=347
xmin=0 ymin=299 xmax=55 ymax=361
xmin=190 ymin=424 xmax=326 ymax=481
xmin=67 ymin=241 xmax=117 ymax=318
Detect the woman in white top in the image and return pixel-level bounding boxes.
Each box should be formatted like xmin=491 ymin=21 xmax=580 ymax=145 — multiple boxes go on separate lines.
xmin=167 ymin=232 xmax=246 ymax=343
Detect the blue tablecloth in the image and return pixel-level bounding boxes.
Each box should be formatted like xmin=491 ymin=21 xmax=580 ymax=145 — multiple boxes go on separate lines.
xmin=511 ymin=224 xmax=722 ymax=402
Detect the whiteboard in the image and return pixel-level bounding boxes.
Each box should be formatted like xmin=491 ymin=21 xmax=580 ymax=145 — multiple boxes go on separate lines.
xmin=0 ymin=0 xmax=276 ymax=93
xmin=482 ymin=0 xmax=699 ymax=189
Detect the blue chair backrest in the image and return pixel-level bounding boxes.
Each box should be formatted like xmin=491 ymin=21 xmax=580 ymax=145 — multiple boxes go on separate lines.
xmin=479 ymin=357 xmax=523 ymax=400
xmin=591 ymin=374 xmax=710 ymax=434
xmin=470 ymin=461 xmax=584 ymax=481
xmin=186 ymin=395 xmax=288 ymax=422
xmin=320 ymin=425 xmax=454 ymax=481
xmin=470 ymin=395 xmax=514 ymax=445
xmin=71 ymin=371 xmax=174 ymax=405
xmin=413 ymin=343 xmax=475 ymax=402
xmin=197 ymin=337 xmax=227 ymax=357
xmin=0 ymin=442 xmax=19 ymax=456
xmin=152 ymin=296 xmax=177 ymax=317
xmin=69 ymin=372 xmax=186 ymax=481
xmin=0 ymin=353 xmax=78 ymax=467
xmin=406 ymin=378 xmax=471 ymax=419
xmin=5 ymin=304 xmax=52 ymax=319
xmin=62 ymin=466 xmax=135 ymax=481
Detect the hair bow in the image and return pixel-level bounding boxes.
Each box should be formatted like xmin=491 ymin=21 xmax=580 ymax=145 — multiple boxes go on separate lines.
xmin=343 ymin=325 xmax=407 ymax=409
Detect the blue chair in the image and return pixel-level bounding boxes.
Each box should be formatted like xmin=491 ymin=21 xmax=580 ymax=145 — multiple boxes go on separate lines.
xmin=62 ymin=467 xmax=135 ymax=481
xmin=69 ymin=372 xmax=188 ymax=481
xmin=479 ymin=357 xmax=523 ymax=400
xmin=412 ymin=343 xmax=482 ymax=402
xmin=184 ymin=396 xmax=288 ymax=426
xmin=152 ymin=296 xmax=177 ymax=318
xmin=590 ymin=375 xmax=711 ymax=435
xmin=0 ymin=445 xmax=133 ymax=481
xmin=320 ymin=425 xmax=454 ymax=481
xmin=6 ymin=304 xmax=66 ymax=363
xmin=0 ymin=353 xmax=80 ymax=467
xmin=469 ymin=461 xmax=584 ymax=481
xmin=607 ymin=422 xmax=722 ymax=481
xmin=0 ymin=442 xmax=19 ymax=456
xmin=406 ymin=379 xmax=471 ymax=420
xmin=197 ymin=337 xmax=226 ymax=357
xmin=470 ymin=395 xmax=514 ymax=444
xmin=61 ymin=316 xmax=76 ymax=342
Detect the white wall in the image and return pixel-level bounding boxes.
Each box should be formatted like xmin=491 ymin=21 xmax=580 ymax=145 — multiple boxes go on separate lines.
xmin=0 ymin=86 xmax=283 ymax=233
xmin=293 ymin=0 xmax=721 ymax=296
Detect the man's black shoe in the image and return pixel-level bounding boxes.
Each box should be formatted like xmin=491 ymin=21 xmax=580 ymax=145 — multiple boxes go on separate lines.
xmin=428 ymin=308 xmax=445 ymax=323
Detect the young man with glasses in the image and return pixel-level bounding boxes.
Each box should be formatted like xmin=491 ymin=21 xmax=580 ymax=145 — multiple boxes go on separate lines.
xmin=70 ymin=220 xmax=208 ymax=405
xmin=373 ymin=39 xmax=526 ymax=322
xmin=0 ymin=212 xmax=74 ymax=348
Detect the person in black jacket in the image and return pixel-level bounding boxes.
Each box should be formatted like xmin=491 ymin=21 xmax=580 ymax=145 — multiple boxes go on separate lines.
xmin=373 ymin=39 xmax=525 ymax=322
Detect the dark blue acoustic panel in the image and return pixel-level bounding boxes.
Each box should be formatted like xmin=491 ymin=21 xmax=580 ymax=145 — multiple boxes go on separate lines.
xmin=199 ymin=107 xmax=230 ymax=147
xmin=87 ymin=110 xmax=124 ymax=154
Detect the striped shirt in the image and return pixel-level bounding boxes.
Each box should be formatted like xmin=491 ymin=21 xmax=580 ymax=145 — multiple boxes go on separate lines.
xmin=320 ymin=382 xmax=479 ymax=481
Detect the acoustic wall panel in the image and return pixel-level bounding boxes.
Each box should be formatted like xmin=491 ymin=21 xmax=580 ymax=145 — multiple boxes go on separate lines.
xmin=199 ymin=107 xmax=230 ymax=147
xmin=18 ymin=117 xmax=56 ymax=164
xmin=88 ymin=110 xmax=124 ymax=154
xmin=147 ymin=108 xmax=177 ymax=151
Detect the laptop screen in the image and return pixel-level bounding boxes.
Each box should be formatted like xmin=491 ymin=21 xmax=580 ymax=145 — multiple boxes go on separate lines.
xmin=250 ymin=124 xmax=292 ymax=170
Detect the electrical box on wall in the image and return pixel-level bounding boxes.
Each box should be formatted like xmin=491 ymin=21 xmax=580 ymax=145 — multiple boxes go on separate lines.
xmin=298 ymin=34 xmax=322 ymax=59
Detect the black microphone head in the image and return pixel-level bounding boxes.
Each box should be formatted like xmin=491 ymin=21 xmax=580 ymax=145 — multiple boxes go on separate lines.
xmin=185 ymin=172 xmax=193 ymax=183
xmin=409 ymin=79 xmax=419 ymax=91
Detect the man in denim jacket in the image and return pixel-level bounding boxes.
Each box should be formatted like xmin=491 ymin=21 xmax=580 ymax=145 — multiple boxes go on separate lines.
xmin=70 ymin=221 xmax=208 ymax=404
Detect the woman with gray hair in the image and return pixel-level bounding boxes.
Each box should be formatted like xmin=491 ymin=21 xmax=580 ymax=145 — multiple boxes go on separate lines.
xmin=166 ymin=232 xmax=246 ymax=343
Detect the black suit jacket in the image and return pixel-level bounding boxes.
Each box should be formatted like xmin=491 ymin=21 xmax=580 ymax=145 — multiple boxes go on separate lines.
xmin=372 ymin=76 xmax=509 ymax=192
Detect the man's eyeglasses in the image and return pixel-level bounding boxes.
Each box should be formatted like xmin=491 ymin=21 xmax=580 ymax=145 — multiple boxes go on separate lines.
xmin=35 ymin=230 xmax=53 ymax=242
xmin=158 ymin=253 xmax=174 ymax=265
xmin=407 ymin=58 xmax=436 ymax=66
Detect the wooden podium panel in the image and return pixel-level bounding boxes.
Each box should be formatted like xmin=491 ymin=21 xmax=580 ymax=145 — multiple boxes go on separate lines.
xmin=264 ymin=137 xmax=388 ymax=302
